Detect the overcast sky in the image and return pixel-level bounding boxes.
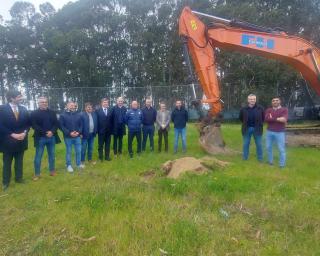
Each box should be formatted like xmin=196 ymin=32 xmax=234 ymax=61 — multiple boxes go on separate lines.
xmin=0 ymin=0 xmax=73 ymax=21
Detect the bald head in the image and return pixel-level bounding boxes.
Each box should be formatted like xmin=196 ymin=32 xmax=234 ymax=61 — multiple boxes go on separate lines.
xmin=131 ymin=101 xmax=138 ymax=109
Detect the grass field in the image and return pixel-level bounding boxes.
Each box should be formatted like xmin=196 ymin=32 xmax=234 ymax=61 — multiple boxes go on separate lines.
xmin=0 ymin=124 xmax=319 ymax=255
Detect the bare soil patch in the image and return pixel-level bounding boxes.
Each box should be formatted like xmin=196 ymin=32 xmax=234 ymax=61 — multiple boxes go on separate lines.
xmin=286 ymin=134 xmax=320 ymax=147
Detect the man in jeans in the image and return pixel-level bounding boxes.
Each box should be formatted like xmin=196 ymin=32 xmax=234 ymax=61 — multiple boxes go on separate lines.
xmin=239 ymin=94 xmax=264 ymax=162
xmin=171 ymin=100 xmax=188 ymax=153
xmin=265 ymin=97 xmax=288 ymax=168
xmin=31 ymin=97 xmax=60 ymax=180
xmin=156 ymin=103 xmax=170 ymax=152
xmin=126 ymin=101 xmax=143 ymax=158
xmin=81 ymin=102 xmax=98 ymax=165
xmin=142 ymin=98 xmax=157 ymax=152
xmin=59 ymin=101 xmax=83 ymax=172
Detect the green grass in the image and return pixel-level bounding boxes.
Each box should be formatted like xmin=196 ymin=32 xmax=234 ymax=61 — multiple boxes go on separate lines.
xmin=0 ymin=124 xmax=319 ymax=255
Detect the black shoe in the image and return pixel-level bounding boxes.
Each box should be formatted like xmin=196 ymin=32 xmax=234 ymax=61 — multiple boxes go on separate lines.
xmin=15 ymin=179 xmax=26 ymax=184
xmin=105 ymin=157 xmax=111 ymax=161
xmin=129 ymin=154 xmax=133 ymax=158
xmin=2 ymin=184 xmax=9 ymax=191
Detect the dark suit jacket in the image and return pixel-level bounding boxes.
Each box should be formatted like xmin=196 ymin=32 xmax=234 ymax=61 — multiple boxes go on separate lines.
xmin=96 ymin=107 xmax=113 ymax=135
xmin=0 ymin=104 xmax=30 ymax=153
xmin=30 ymin=108 xmax=61 ymax=147
xmin=81 ymin=111 xmax=98 ymax=139
xmin=110 ymin=106 xmax=127 ymax=136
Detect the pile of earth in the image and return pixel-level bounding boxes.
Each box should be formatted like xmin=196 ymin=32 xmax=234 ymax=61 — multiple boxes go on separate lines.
xmin=141 ymin=156 xmax=230 ymax=180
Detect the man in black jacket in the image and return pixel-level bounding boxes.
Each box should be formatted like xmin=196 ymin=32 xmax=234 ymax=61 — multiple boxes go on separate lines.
xmin=239 ymin=94 xmax=264 ymax=162
xmin=171 ymin=100 xmax=188 ymax=153
xmin=31 ymin=97 xmax=60 ymax=180
xmin=141 ymin=98 xmax=157 ymax=152
xmin=111 ymin=97 xmax=127 ymax=157
xmin=0 ymin=90 xmax=30 ymax=191
xmin=96 ymin=98 xmax=112 ymax=161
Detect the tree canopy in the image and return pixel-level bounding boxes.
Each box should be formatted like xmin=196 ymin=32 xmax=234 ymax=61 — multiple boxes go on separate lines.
xmin=0 ymin=0 xmax=319 ymax=109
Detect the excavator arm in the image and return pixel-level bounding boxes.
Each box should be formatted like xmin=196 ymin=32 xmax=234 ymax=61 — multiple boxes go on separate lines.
xmin=178 ymin=7 xmax=320 ymax=154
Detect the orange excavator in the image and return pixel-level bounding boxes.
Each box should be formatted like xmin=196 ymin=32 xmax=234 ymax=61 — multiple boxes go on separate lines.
xmin=179 ymin=7 xmax=320 ymax=154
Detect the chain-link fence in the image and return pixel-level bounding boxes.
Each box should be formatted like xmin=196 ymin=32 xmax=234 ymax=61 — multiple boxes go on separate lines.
xmin=1 ymin=83 xmax=318 ymax=120
xmin=0 ymin=84 xmax=205 ymax=113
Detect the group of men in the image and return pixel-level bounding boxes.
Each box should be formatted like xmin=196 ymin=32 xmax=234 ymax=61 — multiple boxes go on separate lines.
xmin=239 ymin=94 xmax=288 ymax=168
xmin=0 ymin=90 xmax=189 ymax=191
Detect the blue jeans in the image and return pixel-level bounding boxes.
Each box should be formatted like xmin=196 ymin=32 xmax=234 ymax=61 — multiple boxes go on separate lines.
xmin=174 ymin=127 xmax=186 ymax=152
xmin=81 ymin=133 xmax=95 ymax=162
xmin=65 ymin=137 xmax=81 ymax=167
xmin=242 ymin=127 xmax=263 ymax=161
xmin=142 ymin=125 xmax=155 ymax=151
xmin=266 ymin=130 xmax=286 ymax=167
xmin=34 ymin=136 xmax=56 ymax=176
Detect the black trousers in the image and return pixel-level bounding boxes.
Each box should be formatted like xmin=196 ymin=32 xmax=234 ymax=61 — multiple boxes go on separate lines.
xmin=98 ymin=133 xmax=112 ymax=160
xmin=158 ymin=129 xmax=168 ymax=152
xmin=2 ymin=151 xmax=24 ymax=186
xmin=142 ymin=125 xmax=155 ymax=151
xmin=113 ymin=134 xmax=123 ymax=155
xmin=128 ymin=131 xmax=141 ymax=156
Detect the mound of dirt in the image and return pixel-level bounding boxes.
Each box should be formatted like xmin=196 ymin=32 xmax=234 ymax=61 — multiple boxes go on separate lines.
xmin=162 ymin=156 xmax=230 ymax=179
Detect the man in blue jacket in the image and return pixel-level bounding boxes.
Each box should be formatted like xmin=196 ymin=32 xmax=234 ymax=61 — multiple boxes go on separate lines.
xmin=126 ymin=101 xmax=143 ymax=158
xmin=171 ymin=100 xmax=188 ymax=153
xmin=81 ymin=102 xmax=98 ymax=165
xmin=59 ymin=101 xmax=83 ymax=172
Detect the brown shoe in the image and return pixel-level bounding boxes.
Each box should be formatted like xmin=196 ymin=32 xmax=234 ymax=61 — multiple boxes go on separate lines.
xmin=32 ymin=175 xmax=40 ymax=181
xmin=50 ymin=171 xmax=57 ymax=176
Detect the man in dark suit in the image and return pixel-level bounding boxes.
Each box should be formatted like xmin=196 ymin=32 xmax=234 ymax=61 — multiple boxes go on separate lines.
xmin=96 ymin=98 xmax=113 ymax=161
xmin=0 ymin=90 xmax=30 ymax=191
xmin=31 ymin=96 xmax=60 ymax=180
xmin=111 ymin=97 xmax=127 ymax=157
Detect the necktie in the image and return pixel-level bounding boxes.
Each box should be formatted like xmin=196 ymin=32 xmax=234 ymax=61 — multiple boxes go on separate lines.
xmin=13 ymin=106 xmax=19 ymax=120
xmin=104 ymin=108 xmax=107 ymax=116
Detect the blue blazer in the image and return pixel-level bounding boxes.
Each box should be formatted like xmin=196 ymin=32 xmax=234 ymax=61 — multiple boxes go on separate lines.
xmin=0 ymin=104 xmax=30 ymax=153
xmin=81 ymin=111 xmax=98 ymax=139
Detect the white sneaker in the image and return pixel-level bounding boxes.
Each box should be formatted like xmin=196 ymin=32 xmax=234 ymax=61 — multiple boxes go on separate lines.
xmin=79 ymin=164 xmax=85 ymax=169
xmin=67 ymin=165 xmax=74 ymax=173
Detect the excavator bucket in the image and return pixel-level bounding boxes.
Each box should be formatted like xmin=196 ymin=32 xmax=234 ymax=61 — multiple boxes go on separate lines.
xmin=194 ymin=107 xmax=226 ymax=154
